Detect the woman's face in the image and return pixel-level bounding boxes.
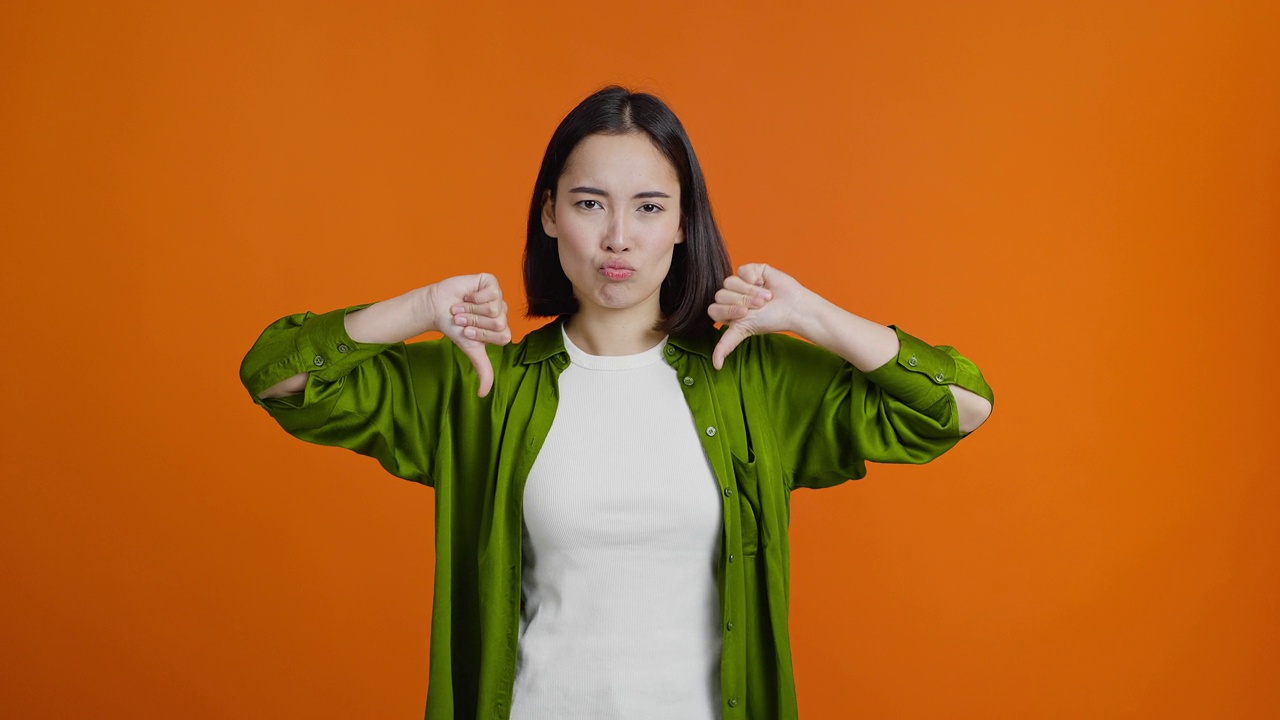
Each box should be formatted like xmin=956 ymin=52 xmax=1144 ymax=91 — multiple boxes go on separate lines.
xmin=542 ymin=132 xmax=684 ymax=322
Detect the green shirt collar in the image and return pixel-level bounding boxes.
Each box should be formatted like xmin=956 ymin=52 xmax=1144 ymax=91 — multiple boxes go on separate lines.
xmin=519 ymin=316 xmax=718 ymax=365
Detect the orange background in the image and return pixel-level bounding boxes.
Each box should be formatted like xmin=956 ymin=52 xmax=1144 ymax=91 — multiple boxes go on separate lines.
xmin=2 ymin=2 xmax=1277 ymax=718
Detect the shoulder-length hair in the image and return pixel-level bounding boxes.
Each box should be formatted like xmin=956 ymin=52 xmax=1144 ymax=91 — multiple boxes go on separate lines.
xmin=524 ymin=85 xmax=731 ymax=338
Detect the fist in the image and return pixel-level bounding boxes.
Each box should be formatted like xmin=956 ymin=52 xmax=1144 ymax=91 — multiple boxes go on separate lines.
xmin=708 ymin=263 xmax=810 ymax=370
xmin=427 ymin=273 xmax=511 ymax=397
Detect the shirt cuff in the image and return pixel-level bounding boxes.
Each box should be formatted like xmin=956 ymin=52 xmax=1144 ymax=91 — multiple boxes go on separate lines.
xmin=244 ymin=304 xmax=394 ymax=406
xmin=864 ymin=325 xmax=995 ymax=411
xmin=298 ymin=304 xmax=395 ymax=383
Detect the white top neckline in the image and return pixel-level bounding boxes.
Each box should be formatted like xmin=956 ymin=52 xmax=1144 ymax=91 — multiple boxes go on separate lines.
xmin=560 ymin=324 xmax=670 ymax=371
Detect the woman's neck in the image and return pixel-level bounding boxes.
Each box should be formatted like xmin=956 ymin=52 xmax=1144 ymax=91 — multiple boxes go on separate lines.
xmin=563 ymin=309 xmax=667 ymax=356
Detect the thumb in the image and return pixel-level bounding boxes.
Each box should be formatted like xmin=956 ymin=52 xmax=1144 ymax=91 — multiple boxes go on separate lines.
xmin=737 ymin=263 xmax=769 ymax=287
xmin=712 ymin=323 xmax=751 ymax=371
xmin=461 ymin=343 xmax=496 ymax=397
xmin=473 ymin=271 xmax=497 ymax=294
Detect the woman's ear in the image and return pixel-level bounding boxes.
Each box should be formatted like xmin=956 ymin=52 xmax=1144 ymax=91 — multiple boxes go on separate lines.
xmin=541 ymin=189 xmax=558 ymax=238
xmin=675 ymin=220 xmax=686 ymax=245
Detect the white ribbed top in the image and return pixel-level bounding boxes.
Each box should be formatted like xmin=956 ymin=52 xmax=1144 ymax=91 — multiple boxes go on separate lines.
xmin=510 ymin=326 xmax=724 ymax=720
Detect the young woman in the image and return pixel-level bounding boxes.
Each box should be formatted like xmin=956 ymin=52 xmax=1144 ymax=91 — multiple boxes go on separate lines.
xmin=241 ymin=86 xmax=993 ymax=720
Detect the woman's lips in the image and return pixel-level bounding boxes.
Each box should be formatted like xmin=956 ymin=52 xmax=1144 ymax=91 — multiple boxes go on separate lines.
xmin=600 ymin=263 xmax=634 ymax=281
xmin=600 ymin=267 xmax=634 ymax=281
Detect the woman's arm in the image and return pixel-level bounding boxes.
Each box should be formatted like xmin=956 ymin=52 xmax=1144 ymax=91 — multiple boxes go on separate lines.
xmin=709 ymin=263 xmax=992 ymax=434
xmin=784 ymin=292 xmax=991 ymax=434
xmin=239 ymin=273 xmax=512 ymax=486
xmin=255 ymin=273 xmax=512 ymax=400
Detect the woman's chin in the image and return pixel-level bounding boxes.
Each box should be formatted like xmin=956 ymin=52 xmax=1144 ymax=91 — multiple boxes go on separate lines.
xmin=584 ymin=285 xmax=661 ymax=315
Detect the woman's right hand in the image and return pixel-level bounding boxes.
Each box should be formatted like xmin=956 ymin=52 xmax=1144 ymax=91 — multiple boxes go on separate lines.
xmin=424 ymin=273 xmax=512 ymax=397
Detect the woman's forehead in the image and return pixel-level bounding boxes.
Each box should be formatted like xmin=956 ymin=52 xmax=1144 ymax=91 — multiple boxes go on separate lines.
xmin=559 ymin=133 xmax=679 ymax=192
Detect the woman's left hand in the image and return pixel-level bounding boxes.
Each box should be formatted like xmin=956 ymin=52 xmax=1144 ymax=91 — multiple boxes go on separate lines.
xmin=708 ymin=263 xmax=813 ymax=370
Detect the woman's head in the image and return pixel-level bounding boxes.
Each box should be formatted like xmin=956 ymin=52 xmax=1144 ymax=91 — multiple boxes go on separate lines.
xmin=525 ymin=86 xmax=731 ymax=337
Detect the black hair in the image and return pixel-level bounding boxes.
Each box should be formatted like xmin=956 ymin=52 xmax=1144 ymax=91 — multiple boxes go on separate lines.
xmin=524 ymin=85 xmax=731 ymax=338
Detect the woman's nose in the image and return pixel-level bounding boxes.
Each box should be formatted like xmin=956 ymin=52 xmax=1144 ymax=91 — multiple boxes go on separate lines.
xmin=602 ymin=213 xmax=631 ymax=252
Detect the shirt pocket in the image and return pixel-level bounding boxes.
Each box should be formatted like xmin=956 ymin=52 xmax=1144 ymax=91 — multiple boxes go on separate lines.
xmin=731 ymin=449 xmax=764 ymax=558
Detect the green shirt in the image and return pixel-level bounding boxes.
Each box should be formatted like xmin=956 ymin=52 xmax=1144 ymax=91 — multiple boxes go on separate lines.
xmin=239 ymin=306 xmax=994 ymax=720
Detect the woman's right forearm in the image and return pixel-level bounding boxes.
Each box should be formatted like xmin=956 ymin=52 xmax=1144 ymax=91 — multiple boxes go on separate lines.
xmin=256 ymin=286 xmax=438 ymax=401
xmin=344 ymin=285 xmax=437 ymax=344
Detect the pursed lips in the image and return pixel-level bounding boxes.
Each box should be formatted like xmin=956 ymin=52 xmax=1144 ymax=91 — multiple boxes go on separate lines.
xmin=599 ymin=260 xmax=635 ymax=281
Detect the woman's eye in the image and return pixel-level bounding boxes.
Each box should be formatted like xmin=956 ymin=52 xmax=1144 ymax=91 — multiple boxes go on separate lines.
xmin=576 ymin=199 xmax=602 ymax=210
xmin=639 ymin=203 xmax=662 ymax=214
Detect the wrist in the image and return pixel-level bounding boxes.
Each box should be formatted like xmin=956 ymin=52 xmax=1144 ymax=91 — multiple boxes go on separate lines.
xmin=411 ymin=285 xmax=441 ymax=335
xmin=789 ymin=288 xmax=833 ymax=342
xmin=788 ymin=292 xmax=898 ymax=372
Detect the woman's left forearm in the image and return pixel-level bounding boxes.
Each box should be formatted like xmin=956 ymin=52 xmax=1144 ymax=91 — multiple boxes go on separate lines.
xmin=710 ymin=264 xmax=993 ymax=435
xmin=793 ymin=291 xmax=993 ymax=434
xmin=790 ymin=291 xmax=899 ymax=372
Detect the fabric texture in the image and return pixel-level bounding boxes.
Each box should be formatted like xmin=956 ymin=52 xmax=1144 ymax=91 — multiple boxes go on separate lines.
xmin=239 ymin=305 xmax=995 ymax=720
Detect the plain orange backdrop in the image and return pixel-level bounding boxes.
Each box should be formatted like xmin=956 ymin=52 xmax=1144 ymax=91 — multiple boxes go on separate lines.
xmin=2 ymin=1 xmax=1277 ymax=718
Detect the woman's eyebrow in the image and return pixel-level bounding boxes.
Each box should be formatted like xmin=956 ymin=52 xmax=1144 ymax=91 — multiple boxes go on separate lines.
xmin=567 ymin=186 xmax=672 ymax=200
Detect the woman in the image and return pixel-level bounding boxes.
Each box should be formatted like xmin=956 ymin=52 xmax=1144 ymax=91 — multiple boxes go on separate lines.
xmin=240 ymin=86 xmax=993 ymax=720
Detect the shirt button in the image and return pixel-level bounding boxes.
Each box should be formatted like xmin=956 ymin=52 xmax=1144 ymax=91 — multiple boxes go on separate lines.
xmin=723 ymin=487 xmax=733 ymax=497
xmin=705 ymin=426 xmax=717 ymax=437
xmin=935 ymin=372 xmax=945 ymax=382
xmin=683 ymin=376 xmax=694 ymax=386
xmin=665 ymin=346 xmax=677 ymax=356
xmin=313 ymin=355 xmax=325 ymax=367
xmin=728 ymin=698 xmax=738 ymax=708
xmin=726 ymin=621 xmax=734 ymax=631
xmin=728 ymin=553 xmax=735 ymax=563
xmin=337 ymin=343 xmax=350 ymax=354
xmin=907 ymin=355 xmax=918 ymax=367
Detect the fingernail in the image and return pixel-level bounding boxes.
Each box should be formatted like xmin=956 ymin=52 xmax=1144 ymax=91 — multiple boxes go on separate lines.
xmin=451 ymin=305 xmax=465 ymax=314
xmin=464 ymin=328 xmax=477 ymax=339
xmin=760 ymin=291 xmax=772 ymax=300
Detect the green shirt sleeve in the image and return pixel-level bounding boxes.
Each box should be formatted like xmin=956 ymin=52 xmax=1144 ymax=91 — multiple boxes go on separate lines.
xmin=864 ymin=325 xmax=995 ymax=409
xmin=238 ymin=305 xmax=465 ymax=487
xmin=751 ymin=325 xmax=993 ymax=490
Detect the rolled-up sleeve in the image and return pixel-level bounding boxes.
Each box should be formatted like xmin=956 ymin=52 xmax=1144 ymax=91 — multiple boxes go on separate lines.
xmin=863 ymin=325 xmax=996 ymax=417
xmin=240 ymin=304 xmax=393 ymax=403
xmin=239 ymin=305 xmax=448 ymax=486
xmin=752 ymin=326 xmax=993 ymax=490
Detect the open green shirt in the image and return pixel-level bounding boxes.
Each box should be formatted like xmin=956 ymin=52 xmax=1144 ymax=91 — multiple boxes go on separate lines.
xmin=240 ymin=306 xmax=994 ymax=720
